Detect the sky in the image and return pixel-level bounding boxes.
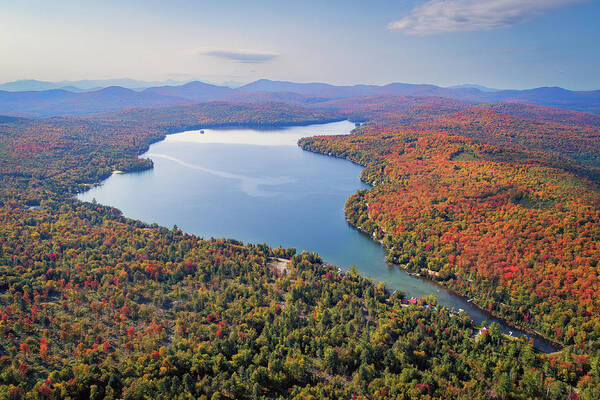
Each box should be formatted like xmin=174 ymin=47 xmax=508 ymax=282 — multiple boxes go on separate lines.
xmin=1 ymin=0 xmax=599 ymax=90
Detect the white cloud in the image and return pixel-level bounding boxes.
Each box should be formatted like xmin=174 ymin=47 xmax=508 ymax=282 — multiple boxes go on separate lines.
xmin=203 ymin=50 xmax=279 ymax=64
xmin=389 ymin=0 xmax=588 ymax=35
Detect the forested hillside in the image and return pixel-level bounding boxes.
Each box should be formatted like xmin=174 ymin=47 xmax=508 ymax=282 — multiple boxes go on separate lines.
xmin=5 ymin=203 xmax=597 ymax=399
xmin=300 ymin=97 xmax=600 ymax=364
xmin=0 ymin=100 xmax=599 ymax=398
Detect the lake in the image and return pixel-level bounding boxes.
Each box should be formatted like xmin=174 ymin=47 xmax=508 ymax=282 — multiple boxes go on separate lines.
xmin=77 ymin=120 xmax=557 ymax=352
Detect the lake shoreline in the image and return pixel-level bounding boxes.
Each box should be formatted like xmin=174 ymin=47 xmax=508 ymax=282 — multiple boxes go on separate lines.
xmin=78 ymin=120 xmax=561 ymax=353
xmin=299 ymin=137 xmax=562 ymax=353
xmin=73 ymin=117 xmax=347 ymax=194
xmin=345 ymin=216 xmax=561 ymax=352
xmin=160 ymin=117 xmax=347 ymax=134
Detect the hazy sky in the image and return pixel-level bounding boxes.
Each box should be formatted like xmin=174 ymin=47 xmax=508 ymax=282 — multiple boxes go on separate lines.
xmin=1 ymin=0 xmax=599 ymax=89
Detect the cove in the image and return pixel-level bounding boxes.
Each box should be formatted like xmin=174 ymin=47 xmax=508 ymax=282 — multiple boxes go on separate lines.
xmin=77 ymin=120 xmax=557 ymax=352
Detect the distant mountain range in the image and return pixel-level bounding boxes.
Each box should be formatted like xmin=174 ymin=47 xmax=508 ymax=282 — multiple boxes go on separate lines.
xmin=448 ymin=84 xmax=500 ymax=92
xmin=0 ymin=78 xmax=598 ymax=117
xmin=0 ymin=78 xmax=190 ymax=92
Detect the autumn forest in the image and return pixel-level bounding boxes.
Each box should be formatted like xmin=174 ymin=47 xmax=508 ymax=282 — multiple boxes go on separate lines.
xmin=0 ymin=90 xmax=597 ymax=400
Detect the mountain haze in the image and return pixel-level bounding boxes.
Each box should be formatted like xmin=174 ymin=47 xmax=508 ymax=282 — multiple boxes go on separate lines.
xmin=0 ymin=78 xmax=599 ymax=117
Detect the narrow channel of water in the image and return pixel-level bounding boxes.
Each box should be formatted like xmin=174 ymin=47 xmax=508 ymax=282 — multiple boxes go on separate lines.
xmin=77 ymin=120 xmax=557 ymax=352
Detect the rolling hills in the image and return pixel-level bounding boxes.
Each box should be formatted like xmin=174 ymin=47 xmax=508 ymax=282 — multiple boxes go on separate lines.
xmin=0 ymin=79 xmax=598 ymax=117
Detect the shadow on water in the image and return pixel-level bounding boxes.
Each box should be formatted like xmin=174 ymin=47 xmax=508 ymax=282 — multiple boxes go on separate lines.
xmin=77 ymin=120 xmax=559 ymax=353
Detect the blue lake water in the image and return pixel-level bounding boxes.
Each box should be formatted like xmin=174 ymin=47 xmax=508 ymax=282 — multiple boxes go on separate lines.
xmin=77 ymin=120 xmax=557 ymax=352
